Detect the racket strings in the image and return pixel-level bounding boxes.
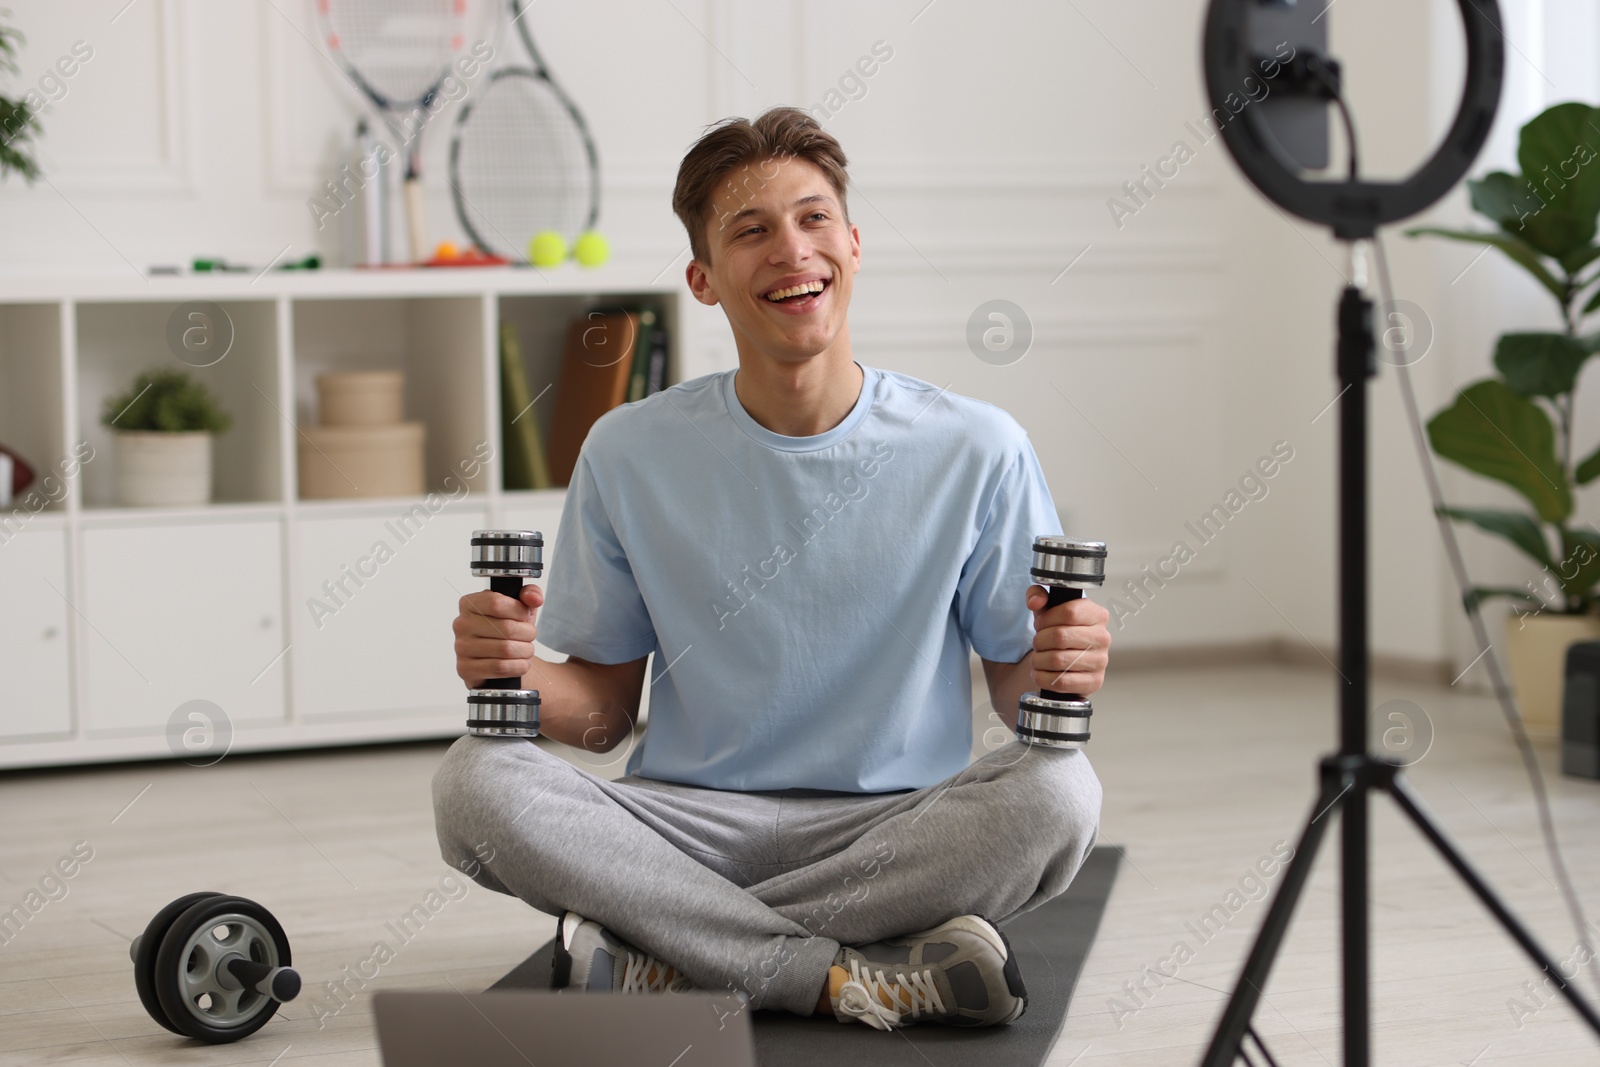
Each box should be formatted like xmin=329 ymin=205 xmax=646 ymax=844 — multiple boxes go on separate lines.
xmin=321 ymin=0 xmax=464 ymax=105
xmin=455 ymin=73 xmax=595 ymax=253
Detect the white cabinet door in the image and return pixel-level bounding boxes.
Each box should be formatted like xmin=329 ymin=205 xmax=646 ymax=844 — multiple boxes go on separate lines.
xmin=0 ymin=528 xmax=73 ymax=739
xmin=81 ymin=522 xmax=286 ymax=733
xmin=292 ymin=508 xmax=486 ymax=719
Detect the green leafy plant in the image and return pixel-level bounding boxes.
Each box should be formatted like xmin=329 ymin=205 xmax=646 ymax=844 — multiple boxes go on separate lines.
xmin=0 ymin=9 xmax=39 ymax=182
xmin=1407 ymin=101 xmax=1600 ymax=616
xmin=100 ymin=369 xmax=233 ymax=434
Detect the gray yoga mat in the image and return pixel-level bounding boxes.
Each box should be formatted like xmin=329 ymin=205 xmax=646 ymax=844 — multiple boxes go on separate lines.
xmin=491 ymin=844 xmax=1122 ymax=1065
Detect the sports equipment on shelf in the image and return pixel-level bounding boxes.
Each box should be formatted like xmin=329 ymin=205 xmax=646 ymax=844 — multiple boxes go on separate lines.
xmin=448 ymin=0 xmax=602 ymax=263
xmin=315 ymin=0 xmax=474 ymax=263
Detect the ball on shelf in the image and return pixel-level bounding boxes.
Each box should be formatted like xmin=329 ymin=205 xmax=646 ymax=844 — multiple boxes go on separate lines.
xmin=573 ymin=231 xmax=610 ymax=268
xmin=433 ymin=240 xmax=459 ymax=261
xmin=528 ymin=231 xmax=568 ymax=267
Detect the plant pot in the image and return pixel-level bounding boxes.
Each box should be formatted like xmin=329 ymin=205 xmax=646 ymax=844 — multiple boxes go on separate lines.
xmin=113 ymin=430 xmax=212 ymax=507
xmin=1502 ymin=611 xmax=1600 ymax=732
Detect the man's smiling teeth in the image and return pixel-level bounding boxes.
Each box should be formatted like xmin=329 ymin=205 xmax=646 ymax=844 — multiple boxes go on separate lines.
xmin=764 ymin=280 xmax=826 ymax=302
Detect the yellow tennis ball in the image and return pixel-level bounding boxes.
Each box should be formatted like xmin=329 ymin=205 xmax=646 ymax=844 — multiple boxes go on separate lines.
xmin=528 ymin=231 xmax=567 ymax=267
xmin=573 ymin=230 xmax=610 ymax=268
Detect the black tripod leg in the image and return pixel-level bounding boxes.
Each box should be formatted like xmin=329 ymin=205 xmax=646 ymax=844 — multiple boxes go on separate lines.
xmin=1343 ymin=785 xmax=1369 ymax=1064
xmin=1201 ymin=767 xmax=1349 ymax=1067
xmin=1387 ymin=775 xmax=1600 ymax=1038
xmin=1246 ymin=1025 xmax=1283 ymax=1067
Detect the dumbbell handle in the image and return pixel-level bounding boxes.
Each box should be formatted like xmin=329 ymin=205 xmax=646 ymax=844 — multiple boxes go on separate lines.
xmin=485 ymin=575 xmax=528 ymax=688
xmin=1040 ymin=585 xmax=1085 ymax=703
xmin=223 ymin=956 xmax=301 ymax=1002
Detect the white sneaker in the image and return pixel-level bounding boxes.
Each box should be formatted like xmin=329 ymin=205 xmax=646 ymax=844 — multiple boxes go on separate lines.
xmin=550 ymin=911 xmax=693 ymax=994
xmin=828 ymin=915 xmax=1027 ymax=1029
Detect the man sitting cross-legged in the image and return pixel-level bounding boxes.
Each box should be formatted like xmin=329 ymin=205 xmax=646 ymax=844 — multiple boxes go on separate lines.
xmin=434 ymin=106 xmax=1108 ymax=1030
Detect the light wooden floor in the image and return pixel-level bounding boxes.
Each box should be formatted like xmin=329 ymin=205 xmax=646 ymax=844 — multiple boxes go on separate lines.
xmin=3 ymin=662 xmax=1599 ymax=1065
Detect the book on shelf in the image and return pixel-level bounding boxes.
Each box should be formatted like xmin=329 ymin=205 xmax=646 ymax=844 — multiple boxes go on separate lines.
xmin=546 ymin=304 xmax=672 ymax=487
xmin=499 ymin=321 xmax=552 ymax=490
xmin=626 ymin=308 xmax=655 ymax=404
xmin=546 ymin=307 xmax=639 ymax=487
xmin=644 ymin=316 xmax=668 ymax=396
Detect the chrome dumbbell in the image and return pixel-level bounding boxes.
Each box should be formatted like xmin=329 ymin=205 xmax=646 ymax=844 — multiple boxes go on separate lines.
xmin=467 ymin=529 xmax=543 ymax=738
xmin=1017 ymin=535 xmax=1108 ymax=749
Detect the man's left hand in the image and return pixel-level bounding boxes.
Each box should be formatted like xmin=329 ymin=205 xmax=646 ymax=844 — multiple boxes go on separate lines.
xmin=1024 ymin=585 xmax=1111 ymax=697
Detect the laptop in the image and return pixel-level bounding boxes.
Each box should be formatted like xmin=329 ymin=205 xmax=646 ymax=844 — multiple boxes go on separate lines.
xmin=371 ymin=989 xmax=757 ymax=1067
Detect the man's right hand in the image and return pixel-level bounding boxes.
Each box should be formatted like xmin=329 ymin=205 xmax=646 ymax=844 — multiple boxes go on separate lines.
xmin=454 ymin=584 xmax=543 ymax=689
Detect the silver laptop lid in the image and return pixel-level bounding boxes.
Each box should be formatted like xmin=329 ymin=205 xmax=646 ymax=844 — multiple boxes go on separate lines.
xmin=372 ymin=989 xmax=757 ymax=1067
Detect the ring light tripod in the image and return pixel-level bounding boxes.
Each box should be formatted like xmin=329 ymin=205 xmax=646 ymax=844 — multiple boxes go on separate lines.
xmin=1198 ymin=2 xmax=1600 ymax=1064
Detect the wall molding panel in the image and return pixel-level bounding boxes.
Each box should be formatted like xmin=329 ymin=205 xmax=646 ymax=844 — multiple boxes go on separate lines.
xmin=6 ymin=0 xmax=194 ymax=194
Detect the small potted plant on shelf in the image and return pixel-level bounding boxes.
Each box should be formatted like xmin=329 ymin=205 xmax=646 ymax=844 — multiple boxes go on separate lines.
xmin=1407 ymin=100 xmax=1600 ymax=730
xmin=100 ymin=369 xmax=232 ymax=507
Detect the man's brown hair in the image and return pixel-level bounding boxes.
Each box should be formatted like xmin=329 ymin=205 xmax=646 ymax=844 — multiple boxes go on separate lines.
xmin=672 ymin=106 xmax=850 ymax=267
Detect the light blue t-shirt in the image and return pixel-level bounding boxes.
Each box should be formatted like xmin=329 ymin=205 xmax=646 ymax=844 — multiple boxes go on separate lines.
xmin=534 ymin=360 xmax=1062 ymax=793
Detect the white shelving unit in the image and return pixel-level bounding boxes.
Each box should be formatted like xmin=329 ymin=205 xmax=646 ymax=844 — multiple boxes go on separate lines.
xmin=0 ymin=268 xmax=682 ymax=769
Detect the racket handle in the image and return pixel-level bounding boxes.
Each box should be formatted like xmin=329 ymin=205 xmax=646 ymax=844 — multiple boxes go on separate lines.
xmin=404 ymin=177 xmax=427 ymax=264
xmin=359 ymin=125 xmax=386 ymax=266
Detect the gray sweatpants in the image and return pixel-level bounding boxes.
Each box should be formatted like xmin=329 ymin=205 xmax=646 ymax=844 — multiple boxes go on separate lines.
xmin=432 ymin=734 xmax=1101 ymax=1017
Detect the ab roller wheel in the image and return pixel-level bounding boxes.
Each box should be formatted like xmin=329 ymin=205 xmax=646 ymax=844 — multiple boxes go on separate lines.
xmin=467 ymin=529 xmax=544 ymax=739
xmin=1017 ymin=535 xmax=1108 ymax=749
xmin=131 ymin=892 xmax=299 ymax=1044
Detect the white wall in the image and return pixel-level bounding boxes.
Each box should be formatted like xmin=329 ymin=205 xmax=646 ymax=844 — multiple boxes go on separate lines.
xmin=0 ymin=0 xmax=1593 ymax=681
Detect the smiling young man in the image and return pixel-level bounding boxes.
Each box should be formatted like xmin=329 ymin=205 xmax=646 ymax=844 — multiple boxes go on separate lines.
xmin=434 ymin=107 xmax=1109 ymax=1031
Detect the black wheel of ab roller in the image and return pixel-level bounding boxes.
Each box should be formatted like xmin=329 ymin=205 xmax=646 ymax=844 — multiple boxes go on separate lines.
xmin=145 ymin=894 xmax=300 ymax=1044
xmin=133 ymin=891 xmax=224 ymax=1035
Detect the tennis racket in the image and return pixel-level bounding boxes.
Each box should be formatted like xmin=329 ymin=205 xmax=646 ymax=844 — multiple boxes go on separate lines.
xmin=315 ymin=0 xmax=474 ymax=264
xmin=447 ymin=0 xmax=601 ymax=263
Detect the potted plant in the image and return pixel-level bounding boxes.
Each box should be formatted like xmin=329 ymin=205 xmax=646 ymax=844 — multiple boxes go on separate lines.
xmin=0 ymin=9 xmax=41 ymax=183
xmin=1407 ymin=100 xmax=1600 ymax=730
xmin=100 ymin=369 xmax=232 ymax=507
